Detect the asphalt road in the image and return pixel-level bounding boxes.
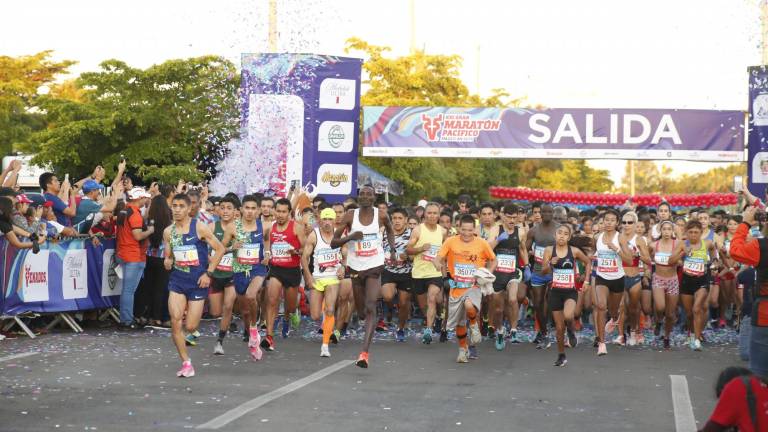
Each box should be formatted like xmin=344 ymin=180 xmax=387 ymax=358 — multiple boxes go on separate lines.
xmin=0 ymin=321 xmax=743 ymax=432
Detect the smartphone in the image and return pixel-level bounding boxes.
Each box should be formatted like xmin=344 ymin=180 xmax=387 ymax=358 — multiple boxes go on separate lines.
xmin=734 ymin=176 xmax=744 ymax=193
xmin=64 ymin=173 xmax=70 ymax=183
xmin=290 ymin=180 xmax=300 ymax=191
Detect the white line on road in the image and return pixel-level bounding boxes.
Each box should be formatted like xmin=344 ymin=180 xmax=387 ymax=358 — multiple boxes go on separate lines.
xmin=0 ymin=351 xmax=40 ymax=363
xmin=670 ymin=375 xmax=697 ymax=432
xmin=197 ymin=359 xmax=354 ymax=430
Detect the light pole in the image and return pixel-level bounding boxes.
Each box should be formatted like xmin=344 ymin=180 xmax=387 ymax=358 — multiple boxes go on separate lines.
xmin=268 ymin=0 xmax=278 ymax=51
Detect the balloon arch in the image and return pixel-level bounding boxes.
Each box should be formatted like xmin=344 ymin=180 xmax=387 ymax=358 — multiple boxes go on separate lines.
xmin=488 ymin=186 xmax=738 ymax=210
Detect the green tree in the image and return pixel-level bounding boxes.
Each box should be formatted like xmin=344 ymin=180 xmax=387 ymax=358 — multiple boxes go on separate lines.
xmin=531 ymin=160 xmax=613 ymax=192
xmin=29 ymin=56 xmax=239 ymax=183
xmin=619 ymin=161 xmax=675 ymax=194
xmin=346 ymin=38 xmax=611 ymax=203
xmin=669 ymin=163 xmax=746 ymax=194
xmin=0 ymin=51 xmax=75 ymax=156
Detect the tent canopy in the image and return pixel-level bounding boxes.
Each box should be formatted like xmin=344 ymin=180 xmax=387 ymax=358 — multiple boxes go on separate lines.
xmin=358 ymin=162 xmax=402 ymax=196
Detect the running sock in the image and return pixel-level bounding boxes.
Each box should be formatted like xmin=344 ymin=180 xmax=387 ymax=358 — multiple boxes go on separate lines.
xmin=322 ymin=315 xmax=335 ymax=345
xmin=456 ymin=326 xmax=468 ymax=349
xmin=217 ymin=329 xmax=227 ymax=342
xmin=467 ymin=306 xmax=478 ymax=326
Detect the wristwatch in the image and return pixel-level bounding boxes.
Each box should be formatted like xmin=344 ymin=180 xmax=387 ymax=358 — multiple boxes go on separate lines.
xmin=206 ymin=271 xmax=214 ymax=278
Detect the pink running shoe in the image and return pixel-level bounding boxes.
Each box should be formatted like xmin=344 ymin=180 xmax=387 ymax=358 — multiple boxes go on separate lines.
xmin=249 ymin=345 xmax=263 ymax=361
xmin=177 ymin=360 xmax=195 ymax=378
xmin=604 ymin=318 xmax=616 ymax=336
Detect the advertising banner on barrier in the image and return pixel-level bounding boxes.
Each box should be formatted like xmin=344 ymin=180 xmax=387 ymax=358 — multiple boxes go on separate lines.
xmin=212 ymin=53 xmax=362 ymax=202
xmin=748 ymin=66 xmax=768 ymax=197
xmin=0 ymin=238 xmax=121 ymax=316
xmin=363 ymin=106 xmax=745 ymax=162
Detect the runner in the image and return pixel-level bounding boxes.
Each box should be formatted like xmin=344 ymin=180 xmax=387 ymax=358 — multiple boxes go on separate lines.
xmin=593 ymin=209 xmax=625 ymax=356
xmin=650 ymin=220 xmax=680 ymax=348
xmin=525 ymin=204 xmax=557 ymax=349
xmin=260 ymin=196 xmax=275 ymax=226
xmin=651 ymin=202 xmax=675 ymax=241
xmin=434 ymin=214 xmax=496 ymax=363
xmin=406 ymin=202 xmax=447 ymax=344
xmin=224 ymin=195 xmax=270 ymax=358
xmin=700 ymin=211 xmax=724 ymax=328
xmin=477 ymin=202 xmax=499 ymax=242
xmin=331 ymin=185 xmax=396 ymax=368
xmin=716 ymin=216 xmax=743 ymax=327
xmin=380 ymin=207 xmax=414 ymax=342
xmin=488 ymin=204 xmax=528 ymax=349
xmin=208 ymin=195 xmax=238 ymax=355
xmin=162 ymin=193 xmax=226 ymax=377
xmin=264 ymin=198 xmax=306 ymax=351
xmin=671 ymin=220 xmax=718 ymax=351
xmin=301 ymin=207 xmax=346 ymax=357
xmin=541 ymin=224 xmax=591 ymax=366
xmin=618 ymin=211 xmax=651 ymax=346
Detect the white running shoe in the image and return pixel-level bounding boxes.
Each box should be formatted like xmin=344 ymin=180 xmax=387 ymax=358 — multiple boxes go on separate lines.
xmin=628 ymin=332 xmax=637 ymax=347
xmin=213 ymin=341 xmax=224 ymax=355
xmin=320 ymin=344 xmax=331 ymax=358
xmin=456 ymin=348 xmax=469 ymax=363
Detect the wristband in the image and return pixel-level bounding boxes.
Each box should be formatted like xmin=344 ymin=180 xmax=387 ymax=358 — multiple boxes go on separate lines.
xmin=206 ymin=271 xmax=214 ymax=278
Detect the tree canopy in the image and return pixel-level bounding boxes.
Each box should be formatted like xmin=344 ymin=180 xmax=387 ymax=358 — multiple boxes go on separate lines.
xmin=619 ymin=161 xmax=745 ymax=194
xmin=28 ymin=56 xmax=240 ymax=183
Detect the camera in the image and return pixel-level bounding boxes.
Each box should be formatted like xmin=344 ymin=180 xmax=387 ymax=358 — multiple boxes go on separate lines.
xmin=30 ymin=232 xmax=40 ymax=254
xmin=756 ymin=210 xmax=767 ymax=224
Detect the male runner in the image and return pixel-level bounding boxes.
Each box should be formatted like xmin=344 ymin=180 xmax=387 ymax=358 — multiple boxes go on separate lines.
xmin=302 ymin=207 xmax=347 ymax=357
xmin=163 ymin=193 xmax=225 ymax=377
xmin=263 ymin=198 xmax=306 ymax=351
xmin=406 ymin=202 xmax=448 ymax=344
xmin=223 ymin=195 xmax=270 ymax=358
xmin=332 ymin=185 xmax=396 ymax=368
xmin=209 ymin=195 xmax=238 ymax=354
xmin=380 ymin=207 xmax=414 ymax=343
xmin=526 ymin=204 xmax=558 ymax=348
xmin=435 ymin=214 xmax=496 ymax=363
xmin=488 ymin=204 xmax=529 ymax=348
xmin=260 ymin=196 xmax=275 ymax=226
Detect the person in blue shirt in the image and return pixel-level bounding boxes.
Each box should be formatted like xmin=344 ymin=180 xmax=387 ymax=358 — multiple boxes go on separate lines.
xmin=39 ymin=172 xmax=76 ymax=227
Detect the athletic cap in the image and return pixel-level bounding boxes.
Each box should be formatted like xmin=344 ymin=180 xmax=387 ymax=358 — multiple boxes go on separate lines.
xmin=320 ymin=208 xmax=336 ymax=220
xmin=127 ymin=187 xmax=151 ymax=200
xmin=82 ymin=180 xmax=101 ymax=193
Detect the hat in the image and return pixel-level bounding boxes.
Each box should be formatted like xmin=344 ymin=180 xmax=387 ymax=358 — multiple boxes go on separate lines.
xmin=127 ymin=187 xmax=151 ymax=200
xmin=320 ymin=208 xmax=336 ymax=220
xmin=0 ymin=187 xmax=19 ymax=197
xmin=417 ymin=199 xmax=428 ymax=208
xmin=82 ymin=180 xmax=101 ymax=193
xmin=16 ymin=194 xmax=32 ymax=204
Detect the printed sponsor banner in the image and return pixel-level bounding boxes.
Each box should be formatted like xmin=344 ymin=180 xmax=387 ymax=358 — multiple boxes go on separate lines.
xmin=212 ymin=54 xmax=362 ymax=202
xmin=0 ymin=238 xmax=120 ymax=316
xmin=363 ymin=107 xmax=745 ymax=162
xmin=748 ymin=66 xmax=768 ymax=196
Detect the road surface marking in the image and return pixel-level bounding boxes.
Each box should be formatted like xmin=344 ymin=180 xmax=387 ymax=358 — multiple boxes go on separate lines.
xmin=670 ymin=375 xmax=697 ymax=432
xmin=0 ymin=351 xmax=40 ymax=363
xmin=197 ymin=359 xmax=353 ymax=429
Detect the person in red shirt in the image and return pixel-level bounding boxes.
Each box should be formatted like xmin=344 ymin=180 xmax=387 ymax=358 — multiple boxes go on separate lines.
xmin=700 ymin=369 xmax=767 ymax=432
xmin=116 ymin=187 xmax=154 ymax=328
xmin=728 ymin=205 xmax=768 ymax=380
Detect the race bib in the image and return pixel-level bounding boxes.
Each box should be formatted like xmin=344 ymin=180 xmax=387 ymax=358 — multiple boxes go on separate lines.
xmin=316 ymin=248 xmax=341 ymax=269
xmin=496 ymin=254 xmax=517 ymax=274
xmin=534 ymin=245 xmax=545 ymax=264
xmin=216 ymin=253 xmax=234 ymax=272
xmin=237 ymin=243 xmax=261 ymax=265
xmin=453 ymin=263 xmax=476 ymax=288
xmin=654 ymin=252 xmax=671 ymax=266
xmin=271 ymin=241 xmax=293 ymax=264
xmin=173 ymin=245 xmax=199 ymax=267
xmin=683 ymin=257 xmax=706 ymax=276
xmin=597 ymin=250 xmax=619 ymax=273
xmin=552 ymin=267 xmax=575 ymax=289
xmin=422 ymin=244 xmax=440 ymax=262
xmin=355 ymin=233 xmax=380 ymax=257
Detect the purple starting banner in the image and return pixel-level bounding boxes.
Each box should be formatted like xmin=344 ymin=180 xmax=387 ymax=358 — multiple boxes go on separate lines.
xmin=0 ymin=238 xmax=121 ymax=316
xmin=212 ymin=54 xmax=362 ymax=202
xmin=748 ymin=66 xmax=768 ymax=197
xmin=363 ymin=107 xmax=745 ymax=162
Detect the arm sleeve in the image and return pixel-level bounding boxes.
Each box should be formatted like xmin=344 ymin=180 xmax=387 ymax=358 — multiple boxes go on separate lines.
xmin=438 ymin=238 xmax=452 ymax=258
xmin=730 ymin=223 xmax=760 ymax=267
xmin=128 ymin=212 xmax=144 ymax=230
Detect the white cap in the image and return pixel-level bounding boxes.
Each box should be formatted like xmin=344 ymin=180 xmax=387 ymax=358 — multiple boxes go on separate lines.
xmin=127 ymin=187 xmax=151 ymax=200
xmin=417 ymin=199 xmax=428 ymax=208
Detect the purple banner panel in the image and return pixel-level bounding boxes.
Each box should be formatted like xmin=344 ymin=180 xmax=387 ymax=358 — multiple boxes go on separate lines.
xmin=363 ymin=107 xmax=744 ymax=162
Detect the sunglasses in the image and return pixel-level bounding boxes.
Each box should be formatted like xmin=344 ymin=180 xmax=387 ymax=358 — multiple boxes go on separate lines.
xmin=621 ymin=221 xmax=635 ymax=225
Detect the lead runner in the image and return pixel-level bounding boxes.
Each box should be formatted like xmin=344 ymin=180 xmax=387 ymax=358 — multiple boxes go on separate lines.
xmin=332 ymin=185 xmax=396 ymax=368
